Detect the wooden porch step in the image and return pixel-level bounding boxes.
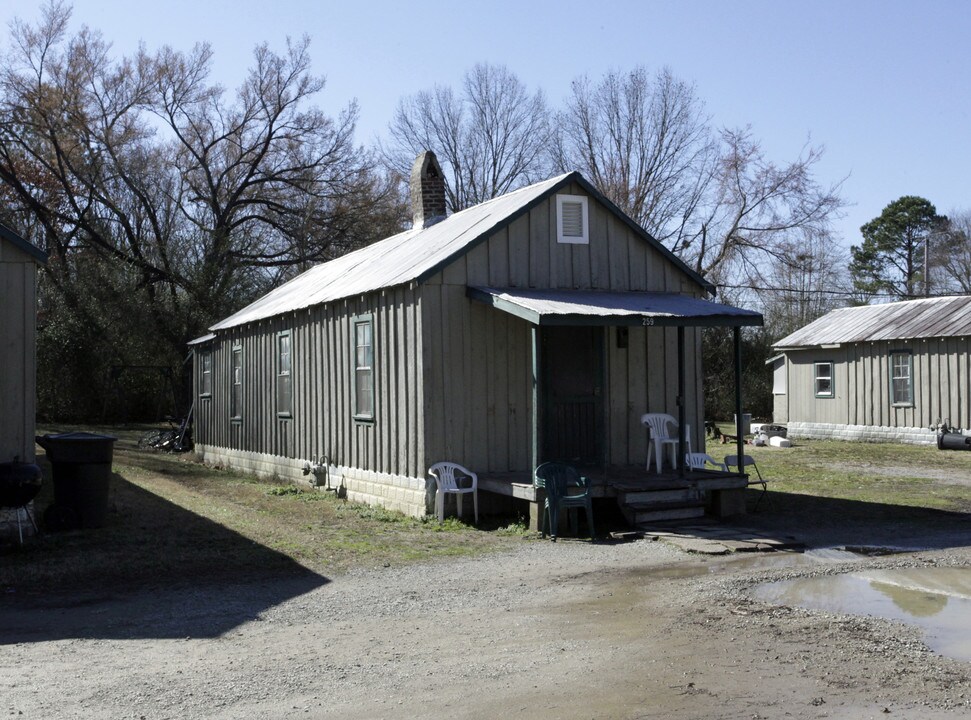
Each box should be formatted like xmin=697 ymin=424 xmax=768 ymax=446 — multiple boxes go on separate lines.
xmin=622 ymin=502 xmax=705 ymax=524
xmin=610 ymin=479 xmax=691 ymax=492
xmin=617 ymin=487 xmax=699 ymax=505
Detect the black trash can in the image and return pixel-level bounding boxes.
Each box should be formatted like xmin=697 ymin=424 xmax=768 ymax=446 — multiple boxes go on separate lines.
xmin=36 ymin=432 xmax=117 ymax=529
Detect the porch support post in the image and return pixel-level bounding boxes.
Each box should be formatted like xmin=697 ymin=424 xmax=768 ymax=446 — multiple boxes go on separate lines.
xmin=530 ymin=324 xmax=540 ymax=473
xmin=734 ymin=326 xmax=744 ymax=469
xmin=677 ymin=326 xmax=686 ymax=479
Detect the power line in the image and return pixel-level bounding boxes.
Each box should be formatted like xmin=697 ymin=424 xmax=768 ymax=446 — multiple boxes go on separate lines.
xmin=717 ymin=283 xmax=971 ymax=301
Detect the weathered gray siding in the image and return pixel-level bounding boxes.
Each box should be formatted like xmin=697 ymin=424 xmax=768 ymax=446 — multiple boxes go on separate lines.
xmin=194 ymin=180 xmax=713 ymax=512
xmin=420 ymin=183 xmax=704 ymax=472
xmin=781 ymin=338 xmax=971 ymax=433
xmin=0 ymin=240 xmax=38 ymax=463
xmin=195 ymin=286 xmax=424 ymax=480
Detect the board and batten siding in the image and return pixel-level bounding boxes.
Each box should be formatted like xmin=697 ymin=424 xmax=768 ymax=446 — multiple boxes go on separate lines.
xmin=420 ymin=183 xmax=704 ymax=472
xmin=195 ymin=285 xmax=424 ymax=482
xmin=0 ymin=239 xmax=39 ymax=464
xmin=781 ymin=338 xmax=971 ymax=441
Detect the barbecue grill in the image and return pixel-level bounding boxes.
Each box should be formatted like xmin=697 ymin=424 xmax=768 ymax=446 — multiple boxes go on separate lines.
xmin=0 ymin=461 xmax=42 ymax=544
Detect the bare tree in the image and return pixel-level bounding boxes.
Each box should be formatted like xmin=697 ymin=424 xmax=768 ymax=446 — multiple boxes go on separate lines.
xmin=551 ymin=66 xmax=715 ymax=245
xmin=0 ymin=1 xmax=404 ymax=418
xmin=548 ymin=70 xmax=844 ymax=289
xmin=753 ymin=227 xmax=849 ymax=338
xmin=686 ymin=128 xmax=846 ymax=281
xmin=1 ymin=2 xmax=401 ymax=315
xmin=932 ymin=209 xmax=971 ymax=294
xmin=384 ymin=62 xmax=550 ymax=212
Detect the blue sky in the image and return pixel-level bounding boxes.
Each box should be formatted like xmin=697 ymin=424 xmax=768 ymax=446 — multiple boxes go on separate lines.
xmin=2 ymin=0 xmax=969 ymax=250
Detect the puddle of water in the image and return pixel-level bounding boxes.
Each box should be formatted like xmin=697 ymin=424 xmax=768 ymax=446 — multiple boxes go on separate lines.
xmin=753 ymin=567 xmax=971 ymax=662
xmin=633 ymin=550 xmax=842 ymax=582
xmin=803 ymin=547 xmax=863 ymax=562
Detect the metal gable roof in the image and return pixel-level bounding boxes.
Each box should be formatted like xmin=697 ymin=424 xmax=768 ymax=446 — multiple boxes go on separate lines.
xmin=208 ymin=171 xmax=714 ymax=332
xmin=774 ymin=295 xmax=971 ymax=349
xmin=0 ymin=224 xmax=47 ymax=264
xmin=468 ymin=287 xmax=763 ymax=327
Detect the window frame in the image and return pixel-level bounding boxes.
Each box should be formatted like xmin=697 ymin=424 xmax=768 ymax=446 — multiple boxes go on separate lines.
xmin=556 ymin=194 xmax=589 ymax=245
xmin=199 ymin=350 xmax=212 ymax=398
xmin=813 ymin=361 xmax=834 ymax=399
xmin=230 ymin=344 xmax=243 ymax=422
xmin=771 ymin=356 xmax=786 ymax=395
xmin=276 ymin=330 xmax=293 ymax=419
xmin=351 ymin=314 xmax=375 ymax=422
xmin=889 ymin=350 xmax=914 ymax=407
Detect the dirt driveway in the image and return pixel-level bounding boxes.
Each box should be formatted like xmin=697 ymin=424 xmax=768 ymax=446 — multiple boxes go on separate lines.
xmin=3 ymin=517 xmax=971 ymax=720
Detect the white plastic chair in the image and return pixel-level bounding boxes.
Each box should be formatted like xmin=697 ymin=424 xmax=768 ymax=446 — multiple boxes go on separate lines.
xmin=724 ymin=454 xmax=768 ymax=510
xmin=685 ymin=452 xmax=727 ymax=472
xmin=428 ymin=462 xmax=478 ymax=524
xmin=641 ymin=413 xmax=691 ymax=473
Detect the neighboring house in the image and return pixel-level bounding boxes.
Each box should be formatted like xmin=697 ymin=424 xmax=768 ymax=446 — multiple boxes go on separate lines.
xmin=771 ymin=295 xmax=971 ymax=444
xmin=0 ymin=224 xmax=47 ymax=464
xmin=190 ymin=152 xmax=762 ymax=517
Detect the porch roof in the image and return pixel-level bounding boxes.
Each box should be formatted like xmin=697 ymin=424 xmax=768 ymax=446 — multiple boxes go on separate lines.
xmin=467 ymin=287 xmax=763 ymax=327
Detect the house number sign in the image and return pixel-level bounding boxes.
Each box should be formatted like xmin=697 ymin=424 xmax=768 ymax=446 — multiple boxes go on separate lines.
xmin=641 ymin=317 xmax=655 ymax=326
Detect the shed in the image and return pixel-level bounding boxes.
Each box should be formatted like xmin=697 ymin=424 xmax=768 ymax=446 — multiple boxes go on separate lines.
xmin=191 ymin=152 xmax=762 ymax=517
xmin=0 ymin=224 xmax=47 ymax=464
xmin=771 ymin=295 xmax=971 ymax=444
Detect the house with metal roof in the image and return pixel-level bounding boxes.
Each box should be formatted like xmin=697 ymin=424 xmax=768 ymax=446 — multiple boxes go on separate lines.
xmin=0 ymin=224 xmax=47 ymax=465
xmin=190 ymin=152 xmax=762 ymax=518
xmin=771 ymin=296 xmax=971 ymax=444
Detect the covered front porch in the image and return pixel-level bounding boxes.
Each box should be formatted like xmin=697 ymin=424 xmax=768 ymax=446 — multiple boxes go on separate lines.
xmin=478 ymin=464 xmax=754 ymax=532
xmin=467 ymin=286 xmax=764 ymax=531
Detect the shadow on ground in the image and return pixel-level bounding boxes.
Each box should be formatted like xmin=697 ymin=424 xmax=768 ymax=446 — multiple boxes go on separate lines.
xmin=717 ymin=490 xmax=971 ymax=551
xmin=0 ymin=463 xmax=328 ymax=644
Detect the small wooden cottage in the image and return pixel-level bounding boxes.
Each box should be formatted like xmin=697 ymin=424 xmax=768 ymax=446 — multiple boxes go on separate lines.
xmin=0 ymin=224 xmax=46 ymax=465
xmin=771 ymin=295 xmax=971 ymax=444
xmin=191 ymin=152 xmax=762 ymax=516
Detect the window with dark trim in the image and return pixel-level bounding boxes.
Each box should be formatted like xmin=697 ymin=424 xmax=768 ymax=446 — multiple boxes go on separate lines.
xmin=199 ymin=351 xmax=212 ymax=397
xmin=352 ymin=315 xmax=374 ymax=421
xmin=890 ymin=351 xmax=914 ymax=406
xmin=277 ymin=331 xmax=292 ymax=418
xmin=814 ymin=361 xmax=834 ymax=398
xmin=231 ymin=345 xmax=243 ymax=420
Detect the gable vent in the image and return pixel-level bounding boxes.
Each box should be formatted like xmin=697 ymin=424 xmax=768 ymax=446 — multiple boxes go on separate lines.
xmin=556 ymin=194 xmax=589 ymax=244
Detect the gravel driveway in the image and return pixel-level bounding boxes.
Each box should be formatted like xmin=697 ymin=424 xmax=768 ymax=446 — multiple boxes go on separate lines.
xmin=3 ymin=531 xmax=971 ymax=719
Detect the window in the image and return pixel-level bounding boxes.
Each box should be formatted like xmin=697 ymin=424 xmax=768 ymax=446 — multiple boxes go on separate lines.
xmin=771 ymin=357 xmax=786 ymax=395
xmin=352 ymin=316 xmax=374 ymax=420
xmin=199 ymin=351 xmax=212 ymax=397
xmin=231 ymin=345 xmax=242 ymax=420
xmin=277 ymin=331 xmax=292 ymax=417
xmin=890 ymin=351 xmax=914 ymax=406
xmin=814 ymin=361 xmax=834 ymax=398
xmin=556 ymin=194 xmax=589 ymax=244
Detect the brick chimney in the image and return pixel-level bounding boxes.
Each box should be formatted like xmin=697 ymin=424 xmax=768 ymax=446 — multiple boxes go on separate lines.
xmin=410 ymin=151 xmax=447 ymax=229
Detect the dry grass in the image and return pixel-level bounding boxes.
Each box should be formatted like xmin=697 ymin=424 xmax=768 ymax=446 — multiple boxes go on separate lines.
xmin=706 ymin=433 xmax=971 ymax=512
xmin=7 ymin=425 xmax=971 ymax=601
xmin=0 ymin=426 xmax=528 ymax=600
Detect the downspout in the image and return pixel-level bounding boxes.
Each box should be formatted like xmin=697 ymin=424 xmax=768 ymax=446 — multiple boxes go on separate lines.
xmin=531 ymin=325 xmax=541 ymax=472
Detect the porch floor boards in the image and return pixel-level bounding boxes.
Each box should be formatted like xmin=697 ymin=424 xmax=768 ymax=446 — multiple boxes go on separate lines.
xmin=478 ymin=465 xmax=748 ymax=503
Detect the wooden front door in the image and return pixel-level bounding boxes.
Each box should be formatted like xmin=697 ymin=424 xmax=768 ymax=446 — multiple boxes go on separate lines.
xmin=541 ymin=326 xmax=604 ymax=465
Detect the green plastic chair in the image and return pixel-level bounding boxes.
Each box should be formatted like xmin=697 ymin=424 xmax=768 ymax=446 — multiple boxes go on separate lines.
xmin=534 ymin=462 xmax=596 ymax=541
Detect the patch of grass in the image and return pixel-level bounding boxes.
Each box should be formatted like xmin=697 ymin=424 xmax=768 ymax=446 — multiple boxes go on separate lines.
xmin=705 ymin=431 xmax=971 ymax=514
xmin=0 ymin=427 xmax=521 ymax=600
xmin=266 ymin=485 xmax=303 ymax=497
xmin=10 ymin=424 xmax=971 ymax=601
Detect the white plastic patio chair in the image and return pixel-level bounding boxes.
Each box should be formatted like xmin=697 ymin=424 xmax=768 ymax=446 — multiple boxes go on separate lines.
xmin=685 ymin=452 xmax=727 ymax=472
xmin=641 ymin=413 xmax=691 ymax=473
xmin=724 ymin=454 xmax=768 ymax=510
xmin=428 ymin=461 xmax=478 ymax=524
